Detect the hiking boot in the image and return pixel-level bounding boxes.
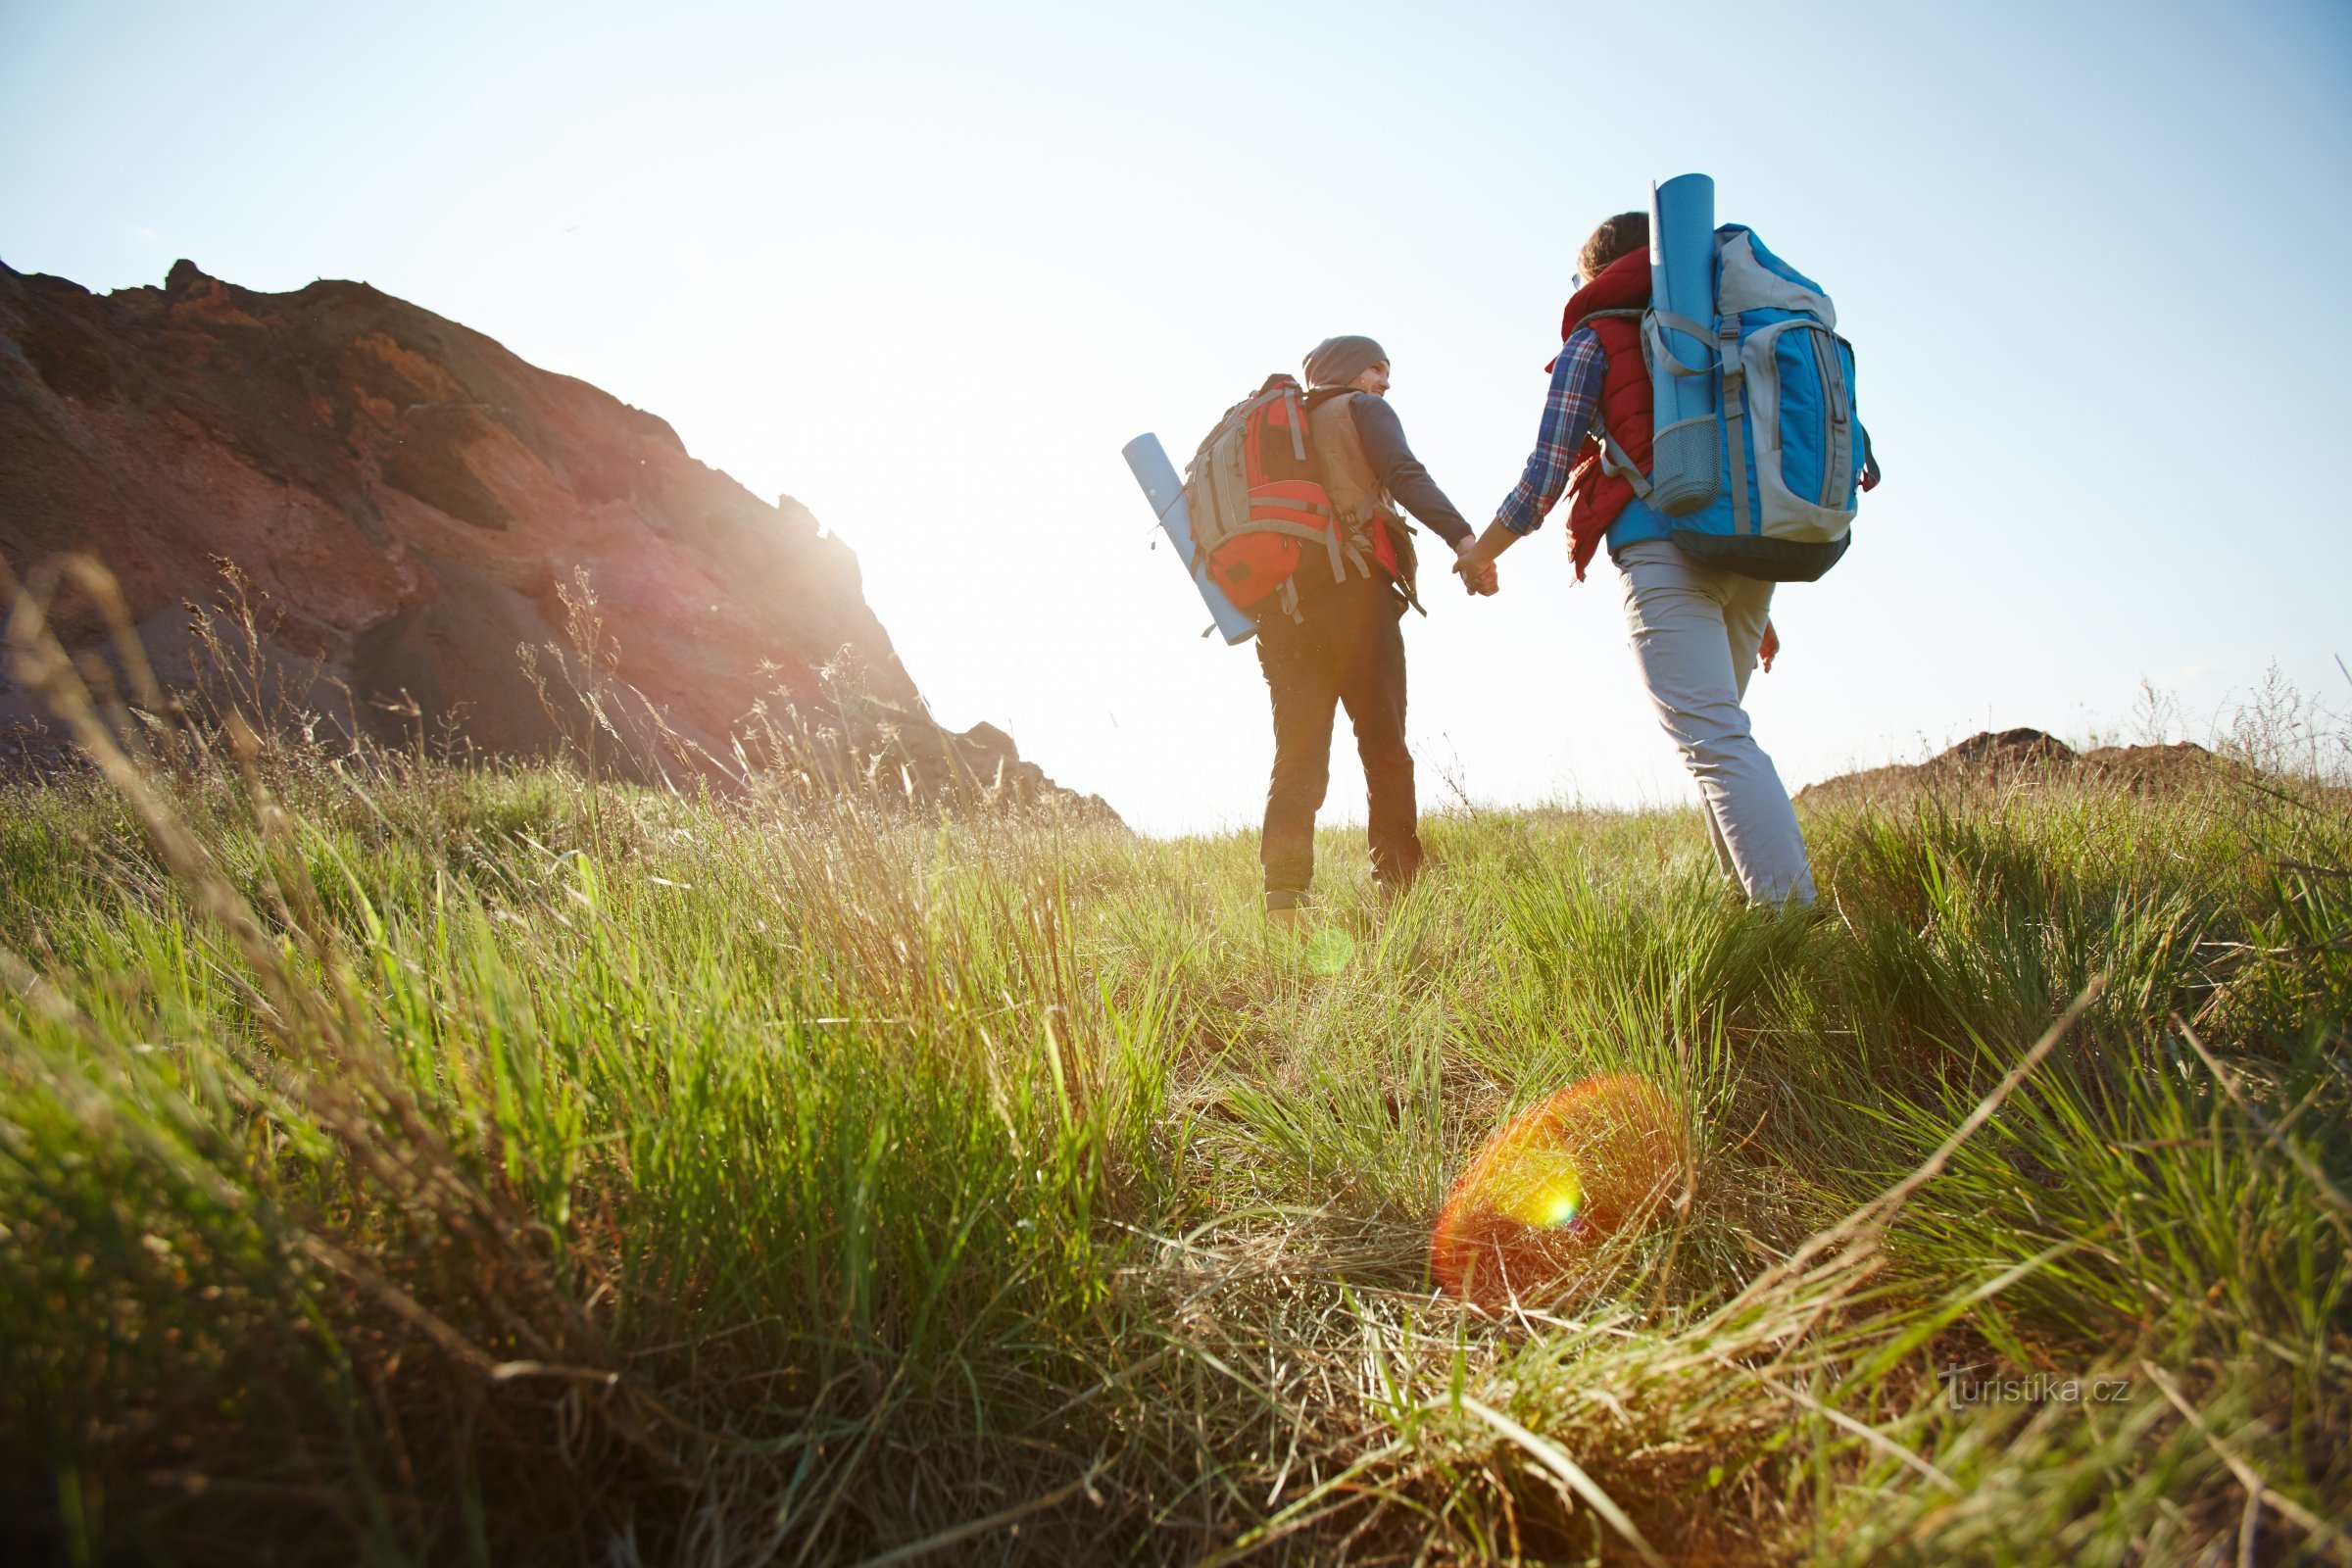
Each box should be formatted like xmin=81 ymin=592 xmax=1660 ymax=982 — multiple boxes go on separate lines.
xmin=1265 ymin=889 xmax=1309 ymax=930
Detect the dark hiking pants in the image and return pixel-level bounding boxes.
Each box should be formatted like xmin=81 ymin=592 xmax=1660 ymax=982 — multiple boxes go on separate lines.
xmin=1254 ymin=577 xmax=1421 ymax=906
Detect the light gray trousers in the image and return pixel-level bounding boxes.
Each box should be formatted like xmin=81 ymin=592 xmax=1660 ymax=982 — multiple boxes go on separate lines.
xmin=1615 ymin=539 xmax=1816 ymax=906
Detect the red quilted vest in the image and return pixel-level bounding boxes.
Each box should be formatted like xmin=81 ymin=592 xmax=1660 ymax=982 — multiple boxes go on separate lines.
xmin=1550 ymin=249 xmax=1654 ymax=579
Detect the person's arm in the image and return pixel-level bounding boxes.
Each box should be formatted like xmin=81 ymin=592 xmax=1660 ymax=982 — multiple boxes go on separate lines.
xmin=1348 ymin=395 xmax=1473 ymax=549
xmin=1493 ymin=332 xmax=1603 ymax=539
xmin=1454 ymin=332 xmax=1605 ymax=591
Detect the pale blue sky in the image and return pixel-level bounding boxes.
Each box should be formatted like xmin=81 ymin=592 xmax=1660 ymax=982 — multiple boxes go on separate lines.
xmin=5 ymin=0 xmax=2347 ymax=831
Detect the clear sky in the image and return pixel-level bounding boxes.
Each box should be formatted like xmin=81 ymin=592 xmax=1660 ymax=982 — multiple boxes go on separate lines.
xmin=5 ymin=0 xmax=2348 ymax=833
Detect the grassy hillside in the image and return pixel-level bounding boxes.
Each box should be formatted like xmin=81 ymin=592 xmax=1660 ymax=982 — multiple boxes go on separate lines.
xmin=3 ymin=671 xmax=2348 ymax=1563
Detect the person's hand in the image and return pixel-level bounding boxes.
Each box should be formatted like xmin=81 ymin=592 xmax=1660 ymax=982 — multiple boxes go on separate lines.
xmin=1758 ymin=619 xmax=1780 ymax=673
xmin=1451 ymin=536 xmax=1499 ymax=596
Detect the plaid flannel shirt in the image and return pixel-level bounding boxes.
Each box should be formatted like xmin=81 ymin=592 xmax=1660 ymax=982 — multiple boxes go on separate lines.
xmin=1494 ymin=329 xmax=1606 ymax=536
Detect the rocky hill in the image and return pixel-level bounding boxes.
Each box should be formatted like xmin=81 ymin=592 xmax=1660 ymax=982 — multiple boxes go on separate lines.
xmin=1794 ymin=727 xmax=2230 ymax=809
xmin=0 ymin=258 xmax=1103 ymax=814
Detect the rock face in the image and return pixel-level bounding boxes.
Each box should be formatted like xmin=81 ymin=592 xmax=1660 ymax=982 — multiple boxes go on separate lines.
xmin=1795 ymin=727 xmax=2227 ymax=808
xmin=0 ymin=259 xmax=1106 ymax=814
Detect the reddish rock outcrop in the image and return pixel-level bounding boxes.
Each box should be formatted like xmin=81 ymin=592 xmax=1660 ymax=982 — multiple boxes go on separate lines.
xmin=0 ymin=259 xmax=1106 ymax=815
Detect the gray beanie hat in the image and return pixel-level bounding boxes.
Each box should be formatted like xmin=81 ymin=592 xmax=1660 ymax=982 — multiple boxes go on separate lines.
xmin=1302 ymin=334 xmax=1388 ymax=390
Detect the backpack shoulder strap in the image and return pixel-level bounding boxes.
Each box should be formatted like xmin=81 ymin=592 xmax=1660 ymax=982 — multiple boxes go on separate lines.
xmin=1560 ymin=315 xmax=1651 ymax=493
xmin=1589 ymin=413 xmax=1653 ymax=500
xmin=1569 ymin=308 xmax=1643 ymax=361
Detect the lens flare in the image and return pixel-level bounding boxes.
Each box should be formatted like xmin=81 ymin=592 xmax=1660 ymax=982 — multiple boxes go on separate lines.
xmin=1432 ymin=1073 xmax=1684 ymax=1308
xmin=1304 ymin=926 xmax=1354 ymax=975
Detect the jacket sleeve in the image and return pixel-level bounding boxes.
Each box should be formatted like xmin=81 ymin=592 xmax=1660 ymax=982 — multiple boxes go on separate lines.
xmin=1348 ymin=395 xmax=1472 ymax=548
xmin=1494 ymin=330 xmax=1604 ymax=536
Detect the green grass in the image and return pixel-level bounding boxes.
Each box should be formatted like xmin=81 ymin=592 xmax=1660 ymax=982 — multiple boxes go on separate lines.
xmin=2 ymin=704 xmax=2348 ymax=1564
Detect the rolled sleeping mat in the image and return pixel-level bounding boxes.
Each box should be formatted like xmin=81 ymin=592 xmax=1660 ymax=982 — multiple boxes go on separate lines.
xmin=1646 ymin=172 xmax=1722 ymax=516
xmin=1120 ymin=432 xmax=1258 ymax=645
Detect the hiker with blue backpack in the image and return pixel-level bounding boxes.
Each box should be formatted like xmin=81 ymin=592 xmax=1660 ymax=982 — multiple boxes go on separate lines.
xmin=1450 ymin=183 xmax=1876 ymax=906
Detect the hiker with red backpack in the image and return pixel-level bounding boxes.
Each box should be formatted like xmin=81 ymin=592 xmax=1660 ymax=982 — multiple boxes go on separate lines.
xmin=1450 ymin=198 xmax=1877 ymax=907
xmin=1180 ymin=334 xmax=1490 ymax=920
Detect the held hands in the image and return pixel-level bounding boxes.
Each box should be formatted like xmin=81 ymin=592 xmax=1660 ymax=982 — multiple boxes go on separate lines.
xmin=1451 ymin=535 xmax=1500 ymax=597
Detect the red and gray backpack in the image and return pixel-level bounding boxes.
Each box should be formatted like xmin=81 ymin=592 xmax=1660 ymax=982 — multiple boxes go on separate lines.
xmin=1182 ymin=374 xmax=1371 ymax=621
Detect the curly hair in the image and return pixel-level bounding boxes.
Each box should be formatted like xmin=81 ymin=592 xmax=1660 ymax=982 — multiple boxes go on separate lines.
xmin=1578 ymin=211 xmax=1650 ymax=279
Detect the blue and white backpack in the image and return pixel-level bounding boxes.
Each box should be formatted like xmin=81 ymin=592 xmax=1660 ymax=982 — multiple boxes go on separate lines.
xmin=1642 ymin=220 xmax=1874 ymax=582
